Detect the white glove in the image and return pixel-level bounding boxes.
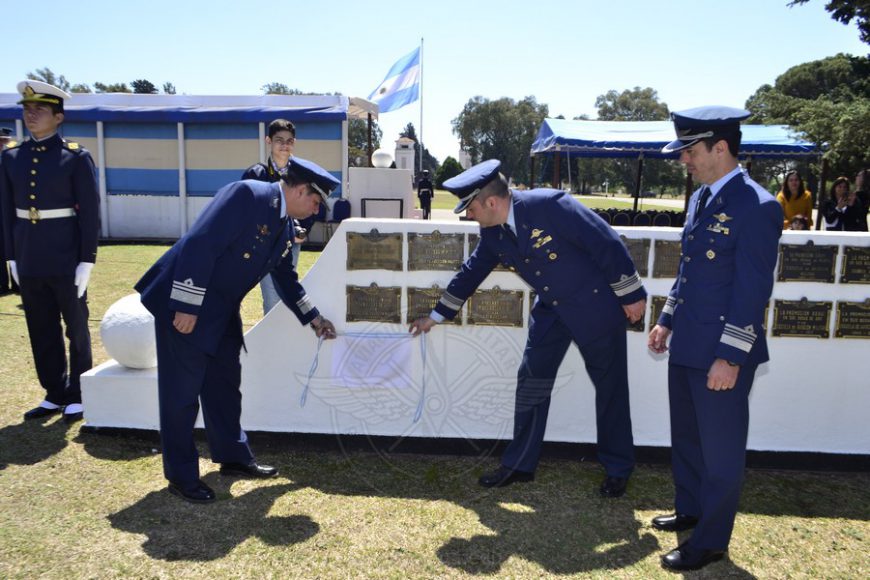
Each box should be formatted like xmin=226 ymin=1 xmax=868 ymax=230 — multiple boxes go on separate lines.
xmin=7 ymin=261 xmax=18 ymax=286
xmin=74 ymin=262 xmax=94 ymax=298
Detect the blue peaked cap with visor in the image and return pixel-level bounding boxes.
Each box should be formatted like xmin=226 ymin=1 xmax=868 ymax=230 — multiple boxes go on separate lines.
xmin=442 ymin=159 xmax=502 ymax=213
xmin=662 ymin=106 xmax=750 ymax=153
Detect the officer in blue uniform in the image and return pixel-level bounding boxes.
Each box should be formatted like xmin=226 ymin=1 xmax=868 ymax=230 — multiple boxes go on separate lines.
xmin=0 ymin=127 xmax=17 ymax=295
xmin=648 ymin=107 xmax=783 ymax=571
xmin=0 ymin=81 xmax=100 ymax=423
xmin=135 ymin=157 xmax=339 ymax=504
xmin=241 ymin=118 xmax=312 ymax=314
xmin=410 ymin=160 xmax=647 ymax=497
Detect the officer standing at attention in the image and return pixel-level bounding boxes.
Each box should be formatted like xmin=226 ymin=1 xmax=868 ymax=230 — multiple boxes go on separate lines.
xmin=0 ymin=81 xmax=99 ymax=423
xmin=242 ymin=118 xmax=310 ymax=314
xmin=410 ymin=160 xmax=646 ymax=497
xmin=648 ymin=107 xmax=782 ymax=572
xmin=417 ymin=169 xmax=434 ymax=219
xmin=135 ymin=157 xmax=339 ymax=504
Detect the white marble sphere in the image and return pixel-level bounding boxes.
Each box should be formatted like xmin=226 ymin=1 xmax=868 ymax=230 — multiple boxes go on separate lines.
xmin=371 ymin=148 xmax=394 ymax=168
xmin=100 ymin=293 xmax=157 ymax=369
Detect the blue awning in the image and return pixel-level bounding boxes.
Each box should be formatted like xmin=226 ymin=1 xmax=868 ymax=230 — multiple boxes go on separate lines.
xmin=531 ymin=118 xmax=819 ymax=159
xmin=0 ymin=93 xmax=353 ymax=123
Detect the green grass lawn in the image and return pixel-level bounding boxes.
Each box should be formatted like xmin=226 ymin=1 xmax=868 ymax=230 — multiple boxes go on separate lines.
xmin=0 ymin=245 xmax=867 ymax=578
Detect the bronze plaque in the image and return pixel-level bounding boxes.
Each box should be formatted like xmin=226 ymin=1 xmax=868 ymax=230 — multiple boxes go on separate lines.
xmin=408 ymin=231 xmax=464 ymax=271
xmin=346 ymin=283 xmax=401 ymax=323
xmin=346 ymin=230 xmax=403 ymax=271
xmin=650 ymin=295 xmax=668 ymax=324
xmin=835 ymin=300 xmax=870 ymax=339
xmin=467 ymin=286 xmax=524 ymax=327
xmin=772 ymin=298 xmax=831 ymax=338
xmin=407 ymin=286 xmax=461 ymax=325
xmin=777 ymin=241 xmax=836 ymax=283
xmin=653 ymin=240 xmax=682 ymax=279
xmin=621 ymin=236 xmax=650 ymax=277
xmin=468 ymin=233 xmax=509 ymax=271
xmin=840 ymin=246 xmax=870 ymax=284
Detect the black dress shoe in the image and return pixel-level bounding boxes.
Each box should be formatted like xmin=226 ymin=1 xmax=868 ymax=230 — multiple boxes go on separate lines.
xmin=661 ymin=542 xmax=725 ymax=571
xmin=478 ymin=466 xmax=534 ymax=488
xmin=168 ymin=480 xmax=216 ymax=504
xmin=63 ymin=411 xmax=84 ymax=423
xmin=23 ymin=406 xmax=62 ymax=420
xmin=219 ymin=461 xmax=278 ymax=478
xmin=652 ymin=513 xmax=699 ymax=532
xmin=599 ymin=476 xmax=628 ymax=498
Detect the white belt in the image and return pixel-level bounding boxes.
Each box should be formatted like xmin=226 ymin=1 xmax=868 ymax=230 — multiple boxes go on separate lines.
xmin=16 ymin=207 xmax=76 ymax=221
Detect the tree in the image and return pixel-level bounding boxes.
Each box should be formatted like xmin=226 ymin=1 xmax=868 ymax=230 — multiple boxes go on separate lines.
xmin=746 ymin=53 xmax=870 ymax=179
xmin=399 ymin=122 xmax=439 ymax=176
xmin=131 ymin=79 xmax=158 ymax=94
xmin=452 ymin=95 xmax=548 ymax=185
xmin=70 ymin=83 xmax=92 ymax=93
xmin=261 ymin=83 xmax=304 ymax=95
xmin=595 ymin=86 xmax=670 ymax=121
xmin=348 ymin=117 xmax=382 ymax=166
xmin=587 ymin=87 xmax=682 ymax=197
xmin=26 ymin=67 xmax=71 ymax=92
xmin=163 ymin=82 xmax=176 ymax=95
xmin=789 ymin=0 xmax=870 ymax=44
xmin=435 ymin=156 xmax=463 ymax=188
xmin=94 ymin=82 xmax=131 ymax=93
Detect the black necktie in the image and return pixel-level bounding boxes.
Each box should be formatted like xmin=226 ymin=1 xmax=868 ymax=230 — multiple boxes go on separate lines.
xmin=502 ymin=224 xmax=517 ymax=243
xmin=694 ymin=186 xmax=711 ymax=224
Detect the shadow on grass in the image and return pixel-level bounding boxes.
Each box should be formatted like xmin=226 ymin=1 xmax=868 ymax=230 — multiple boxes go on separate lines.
xmin=108 ymin=475 xmax=317 ymax=561
xmin=286 ymin=453 xmax=666 ymax=575
xmin=0 ymin=416 xmax=73 ymax=468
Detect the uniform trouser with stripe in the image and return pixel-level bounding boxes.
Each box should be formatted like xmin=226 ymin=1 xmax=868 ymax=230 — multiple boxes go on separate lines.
xmin=501 ymin=319 xmax=635 ymax=478
xmin=154 ymin=320 xmax=254 ymax=485
xmin=18 ymin=275 xmax=91 ymax=406
xmin=668 ymin=363 xmax=756 ymax=550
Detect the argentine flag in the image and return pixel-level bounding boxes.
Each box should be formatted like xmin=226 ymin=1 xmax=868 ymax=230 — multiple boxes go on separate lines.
xmin=368 ymin=47 xmax=420 ymax=113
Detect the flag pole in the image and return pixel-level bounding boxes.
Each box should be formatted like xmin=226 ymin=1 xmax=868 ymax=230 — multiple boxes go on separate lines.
xmin=419 ymin=37 xmax=424 ymax=175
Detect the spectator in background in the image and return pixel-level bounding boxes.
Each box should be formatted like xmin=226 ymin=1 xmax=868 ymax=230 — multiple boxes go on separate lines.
xmin=788 ymin=214 xmax=809 ymax=230
xmin=823 ymin=176 xmax=867 ymax=231
xmin=854 ymin=169 xmax=869 ymax=212
xmin=776 ymin=170 xmax=813 ymax=230
xmin=242 ymin=119 xmax=310 ymax=314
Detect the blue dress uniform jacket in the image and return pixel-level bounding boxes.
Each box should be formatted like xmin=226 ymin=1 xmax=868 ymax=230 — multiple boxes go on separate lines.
xmin=436 ymin=189 xmax=646 ymax=477
xmin=136 ymin=179 xmax=319 ymax=354
xmin=135 ymin=179 xmax=320 ymax=485
xmin=435 ymin=189 xmax=646 ymax=339
xmin=657 ymin=171 xmax=782 ymax=368
xmin=0 ymin=134 xmax=99 ymax=275
xmin=656 ymin=169 xmax=782 ymax=552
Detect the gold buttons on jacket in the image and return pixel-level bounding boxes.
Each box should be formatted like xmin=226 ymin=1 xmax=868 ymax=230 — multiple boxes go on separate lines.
xmin=706 ymin=250 xmax=716 ymax=260
xmin=243 ymin=252 xmax=251 ymax=259
xmin=549 ymin=253 xmax=557 ymax=260
xmin=33 ymin=158 xmax=39 ymax=163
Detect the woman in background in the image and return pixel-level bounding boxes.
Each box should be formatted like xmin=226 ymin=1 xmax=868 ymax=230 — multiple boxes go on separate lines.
xmin=822 ymin=176 xmax=867 ymax=231
xmin=776 ymin=170 xmax=813 ymax=230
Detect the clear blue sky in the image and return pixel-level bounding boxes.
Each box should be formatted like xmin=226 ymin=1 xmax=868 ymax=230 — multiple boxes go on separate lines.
xmin=2 ymin=0 xmax=866 ymax=163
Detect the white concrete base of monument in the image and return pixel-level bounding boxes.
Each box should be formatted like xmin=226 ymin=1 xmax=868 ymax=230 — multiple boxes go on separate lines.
xmin=80 ymin=221 xmax=870 ymax=456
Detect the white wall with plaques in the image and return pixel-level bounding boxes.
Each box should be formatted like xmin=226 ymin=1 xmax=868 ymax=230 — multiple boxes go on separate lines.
xmin=82 ymin=222 xmax=870 ymax=456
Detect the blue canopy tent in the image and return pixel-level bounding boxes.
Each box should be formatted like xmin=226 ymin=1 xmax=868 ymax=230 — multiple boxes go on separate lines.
xmin=529 ymin=118 xmax=821 ymax=217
